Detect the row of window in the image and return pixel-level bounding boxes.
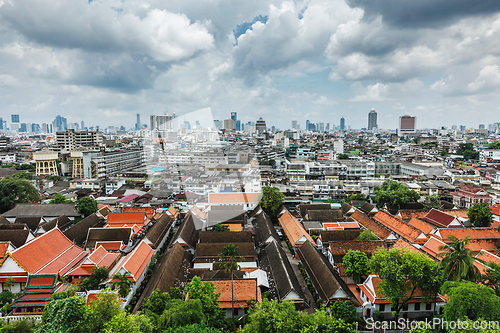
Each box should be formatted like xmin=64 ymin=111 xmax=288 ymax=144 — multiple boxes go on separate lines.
xmin=378 ymin=302 xmax=432 ymax=312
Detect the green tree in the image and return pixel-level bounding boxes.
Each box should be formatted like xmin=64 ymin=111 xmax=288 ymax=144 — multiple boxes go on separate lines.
xmin=143 ymin=288 xmax=184 ymax=327
xmin=482 ymin=262 xmax=500 ymax=296
xmin=342 ymin=250 xmax=370 ymax=284
xmin=103 ymin=312 xmax=153 ymax=333
xmin=357 ymin=229 xmax=378 ymax=241
xmin=37 ymin=296 xmax=86 ymax=333
xmin=184 ymin=276 xmax=223 ymax=325
xmin=369 ymin=248 xmax=443 ymax=317
xmin=488 ymin=142 xmax=500 ymax=149
xmin=344 ymin=193 xmax=368 ymax=204
xmin=458 ymin=143 xmax=474 ymax=154
xmin=468 ymin=203 xmax=493 ymax=227
xmin=111 ymin=271 xmax=133 ymax=297
xmin=437 ymin=235 xmax=482 ymax=282
xmin=82 ymin=266 xmax=109 ymax=290
xmin=162 ymin=324 xmax=223 ymax=333
xmin=0 ymin=178 xmax=41 ymax=213
xmin=441 ymin=281 xmax=500 ymax=321
xmin=218 ymin=244 xmax=244 ymax=319
xmin=422 ymin=194 xmax=442 ymax=210
xmin=337 ymin=154 xmax=349 ymax=160
xmin=0 ymin=317 xmax=37 ymax=332
xmin=374 ymin=180 xmax=420 ymax=209
xmin=11 ymin=172 xmax=33 ymax=180
xmin=83 ymin=289 xmax=122 ymax=333
xmin=14 ymin=164 xmax=35 ymax=170
xmin=77 ymin=197 xmax=98 ymax=217
xmin=447 ymin=317 xmax=500 ymax=333
xmin=158 ymin=299 xmax=207 ymax=330
xmin=330 ymin=301 xmax=356 ymax=322
xmin=258 ymin=186 xmax=285 ymax=217
xmin=49 ymin=193 xmax=72 ymax=204
xmin=210 ymin=224 xmax=230 ymax=232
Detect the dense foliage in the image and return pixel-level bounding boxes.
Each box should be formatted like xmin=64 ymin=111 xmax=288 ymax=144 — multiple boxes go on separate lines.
xmin=210 ymin=224 xmax=230 ymax=232
xmin=77 ymin=197 xmax=98 ymax=217
xmin=49 ymin=193 xmax=72 ymax=204
xmin=374 ymin=180 xmax=419 ymax=208
xmin=357 ymin=229 xmax=378 ymax=241
xmin=437 ymin=235 xmax=482 ymax=282
xmin=330 ymin=301 xmax=357 ymax=323
xmin=457 ymin=143 xmax=479 ymax=160
xmin=342 ymin=250 xmax=370 ymax=284
xmin=468 ymin=203 xmax=493 ymax=227
xmin=0 ymin=178 xmax=41 ymax=213
xmin=258 ymin=186 xmax=285 ymax=217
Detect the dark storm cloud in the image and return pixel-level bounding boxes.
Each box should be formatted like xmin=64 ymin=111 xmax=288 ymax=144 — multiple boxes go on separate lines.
xmin=347 ymin=0 xmax=500 ymax=28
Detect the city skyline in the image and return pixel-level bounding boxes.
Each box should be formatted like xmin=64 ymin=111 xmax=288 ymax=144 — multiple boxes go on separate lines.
xmin=1 ymin=1 xmax=500 ymax=129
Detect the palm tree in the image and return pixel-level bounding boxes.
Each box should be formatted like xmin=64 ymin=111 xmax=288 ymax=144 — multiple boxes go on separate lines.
xmin=112 ymin=271 xmax=133 ymax=297
xmin=437 ymin=235 xmax=483 ymax=282
xmin=218 ymin=244 xmax=244 ymax=319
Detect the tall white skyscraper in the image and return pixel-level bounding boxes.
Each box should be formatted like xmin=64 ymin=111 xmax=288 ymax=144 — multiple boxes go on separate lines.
xmin=368 ymin=109 xmax=377 ymax=131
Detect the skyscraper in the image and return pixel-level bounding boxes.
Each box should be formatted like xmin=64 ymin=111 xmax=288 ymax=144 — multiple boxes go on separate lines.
xmin=53 ymin=115 xmax=68 ymax=132
xmin=306 ymin=120 xmax=310 ymax=131
xmin=292 ymin=120 xmax=297 ymax=129
xmin=256 ymin=117 xmax=267 ymax=133
xmin=11 ymin=114 xmax=19 ymax=123
xmin=231 ymin=112 xmax=237 ymax=122
xmin=0 ymin=118 xmax=3 ymax=130
xmin=368 ymin=109 xmax=377 ymax=131
xmin=235 ymin=120 xmax=241 ymax=131
xmin=340 ymin=117 xmax=345 ymax=130
xmin=136 ymin=113 xmax=141 ymax=131
xmin=398 ymin=115 xmax=416 ymax=135
xmin=81 ymin=121 xmax=85 ymax=130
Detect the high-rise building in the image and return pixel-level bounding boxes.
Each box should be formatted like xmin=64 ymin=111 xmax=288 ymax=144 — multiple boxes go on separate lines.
xmin=235 ymin=120 xmax=241 ymax=131
xmin=460 ymin=125 xmax=466 ymax=131
xmin=318 ymin=123 xmax=325 ymax=132
xmin=231 ymin=112 xmax=237 ymax=122
xmin=11 ymin=114 xmax=19 ymax=123
xmin=326 ymin=123 xmax=330 ymax=131
xmin=32 ymin=123 xmax=41 ymax=133
xmin=0 ymin=118 xmax=3 ymax=130
xmin=56 ymin=129 xmax=104 ymax=154
xmin=136 ymin=113 xmax=141 ymax=131
xmin=150 ymin=114 xmax=174 ymax=131
xmin=292 ymin=120 xmax=297 ymax=129
xmin=256 ymin=117 xmax=267 ymax=133
xmin=213 ymin=120 xmax=223 ymax=130
xmin=19 ymin=123 xmax=27 ymax=132
xmin=306 ymin=120 xmax=310 ymax=131
xmin=398 ymin=115 xmax=417 ymax=135
xmin=53 ymin=115 xmax=68 ymax=132
xmin=224 ymin=119 xmax=236 ymax=130
xmin=340 ymin=117 xmax=345 ymax=130
xmin=479 ymin=124 xmax=485 ymax=129
xmin=81 ymin=121 xmax=85 ymax=130
xmin=368 ymin=109 xmax=377 ymax=131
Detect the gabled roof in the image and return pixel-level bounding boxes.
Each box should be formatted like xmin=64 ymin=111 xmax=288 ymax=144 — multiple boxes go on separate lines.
xmin=2 ymin=203 xmax=80 ymax=218
xmin=64 ymin=213 xmax=105 ymax=246
xmin=253 ymin=208 xmax=280 ymax=247
xmin=408 ymin=218 xmax=435 ymax=235
xmin=172 ymin=213 xmax=199 ymax=249
xmin=11 ymin=228 xmax=87 ymax=275
xmin=297 ymin=241 xmax=359 ymax=306
xmin=341 ymin=203 xmax=355 ymax=215
xmin=14 ymin=217 xmax=42 ymax=232
xmin=11 ymin=274 xmax=59 ymax=310
xmin=322 ymin=222 xmax=360 ymax=231
xmin=85 ymin=227 xmax=132 ymax=249
xmin=298 ymin=204 xmax=331 ymax=216
xmin=121 ymin=207 xmax=155 ymax=219
xmin=0 ymin=225 xmax=31 ymax=248
xmin=421 ymin=208 xmax=463 ymax=229
xmin=40 ymin=215 xmax=72 ymax=233
xmin=436 ymin=228 xmax=500 ymax=241
xmin=107 ymin=240 xmax=154 ymax=283
xmin=67 ymin=245 xmax=120 ymax=276
xmin=199 ymin=231 xmax=252 ymax=244
xmin=391 ymin=238 xmax=420 ymax=253
xmin=278 ymin=208 xmax=315 ymax=247
xmin=107 ymin=212 xmax=146 ymax=225
xmin=211 ymin=279 xmax=261 ymax=309
xmin=189 ymin=205 xmax=207 ymax=220
xmin=491 ymin=204 xmax=500 ymax=216
xmin=351 ymin=210 xmax=391 ymax=240
xmin=398 ymin=210 xmax=428 ymax=221
xmin=132 ymin=243 xmax=193 ymax=312
xmin=208 ymin=192 xmax=260 ymax=204
xmin=420 ymin=236 xmax=447 ymax=260
xmin=166 ymin=206 xmax=179 ymax=219
xmin=329 ymin=241 xmax=386 ymax=257
xmin=359 ymin=202 xmax=378 ymax=215
xmin=207 ymin=210 xmax=246 ymax=226
xmin=304 ymin=210 xmax=343 ymax=222
xmin=452 ymin=185 xmax=490 ymax=197
xmin=143 ymin=214 xmax=173 ymax=249
xmin=373 ymin=211 xmax=428 ymax=244
xmin=258 ymin=240 xmax=306 ymax=303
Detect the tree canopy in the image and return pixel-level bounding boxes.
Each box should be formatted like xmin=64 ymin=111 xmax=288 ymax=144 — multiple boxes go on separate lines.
xmin=342 ymin=250 xmax=370 ymax=284
xmin=458 ymin=143 xmax=479 ymax=160
xmin=258 ymin=186 xmax=285 ymax=217
xmin=468 ymin=203 xmax=493 ymax=227
xmin=49 ymin=193 xmax=72 ymax=204
xmin=437 ymin=235 xmax=482 ymax=282
xmin=374 ymin=180 xmax=420 ymax=208
xmin=210 ymin=224 xmax=230 ymax=232
xmin=369 ymin=248 xmax=443 ymax=316
xmin=357 ymin=229 xmax=378 ymax=241
xmin=0 ymin=178 xmax=41 ymax=213
xmin=77 ymin=197 xmax=98 ymax=217
xmin=482 ymin=262 xmax=500 ymax=297
xmin=488 ymin=142 xmax=500 ymax=149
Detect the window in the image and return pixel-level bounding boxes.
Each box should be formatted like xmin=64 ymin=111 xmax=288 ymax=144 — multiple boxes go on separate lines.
xmin=378 ymin=304 xmax=386 ymax=312
xmin=414 ymin=303 xmax=420 ymax=311
xmin=403 ymin=304 xmax=409 ymax=311
xmin=425 ymin=303 xmax=432 ymax=311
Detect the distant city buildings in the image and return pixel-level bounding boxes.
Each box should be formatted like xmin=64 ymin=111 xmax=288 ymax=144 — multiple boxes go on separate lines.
xmin=256 ymin=117 xmax=267 ymax=133
xmin=224 ymin=119 xmax=236 ymax=130
xmin=292 ymin=120 xmax=298 ymax=129
xmin=53 ymin=115 xmax=68 ymax=132
xmin=368 ymin=109 xmax=377 ymax=131
xmin=150 ymin=114 xmax=174 ymax=131
xmin=340 ymin=117 xmax=345 ymax=130
xmin=399 ymin=115 xmax=417 ymax=136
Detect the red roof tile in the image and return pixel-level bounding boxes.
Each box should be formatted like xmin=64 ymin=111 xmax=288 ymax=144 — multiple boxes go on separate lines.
xmin=208 ymin=193 xmax=260 ymax=204
xmin=107 ymin=240 xmax=154 ymax=283
xmin=421 ymin=209 xmax=463 ymax=228
xmin=351 ymin=210 xmax=391 ymax=240
xmin=420 ymin=236 xmax=447 ymax=260
xmin=210 ymin=279 xmax=261 ymax=308
xmin=373 ymin=211 xmax=427 ymax=244
xmin=107 ymin=212 xmax=145 ymax=225
xmin=408 ymin=218 xmax=435 ymax=235
xmin=278 ymin=208 xmax=315 ymax=247
xmin=122 ymin=207 xmax=155 ymax=219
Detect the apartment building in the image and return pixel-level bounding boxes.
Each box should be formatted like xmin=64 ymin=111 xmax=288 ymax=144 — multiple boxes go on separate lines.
xmin=56 ymin=129 xmax=104 ymax=154
xmin=83 ymin=149 xmax=146 ymax=179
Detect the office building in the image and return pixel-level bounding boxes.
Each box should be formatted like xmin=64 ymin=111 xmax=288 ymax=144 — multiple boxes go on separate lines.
xmin=19 ymin=123 xmax=27 ymax=132
xmin=11 ymin=114 xmax=19 ymax=123
xmin=53 ymin=115 xmax=68 ymax=132
xmin=224 ymin=119 xmax=236 ymax=130
xmin=399 ymin=115 xmax=417 ymax=135
xmin=368 ymin=109 xmax=377 ymax=131
xmin=136 ymin=113 xmax=141 ymax=131
xmin=340 ymin=117 xmax=345 ymax=130
xmin=306 ymin=120 xmax=310 ymax=131
xmin=213 ymin=120 xmax=223 ymax=130
xmin=292 ymin=120 xmax=297 ymax=129
xmin=256 ymin=117 xmax=267 ymax=133
xmin=56 ymin=129 xmax=104 ymax=154
xmin=150 ymin=114 xmax=174 ymax=131
xmin=235 ymin=120 xmax=241 ymax=131
xmin=0 ymin=118 xmax=3 ymax=130
xmin=479 ymin=124 xmax=485 ymax=129
xmin=318 ymin=123 xmax=325 ymax=132
xmin=83 ymin=149 xmax=146 ymax=179
xmin=231 ymin=112 xmax=237 ymax=122
xmin=326 ymin=123 xmax=330 ymax=131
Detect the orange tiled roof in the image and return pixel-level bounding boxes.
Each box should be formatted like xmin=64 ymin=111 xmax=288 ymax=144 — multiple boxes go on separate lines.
xmin=210 ymin=279 xmax=261 ymax=309
xmin=107 ymin=212 xmax=146 ymax=225
xmin=11 ymin=228 xmax=87 ymax=274
xmin=166 ymin=206 xmax=179 ymax=219
xmin=373 ymin=211 xmax=427 ymax=244
xmin=107 ymin=240 xmax=154 ymax=283
xmin=122 ymin=207 xmax=155 ymax=219
xmin=491 ymin=204 xmax=500 ymax=216
xmin=391 ymin=239 xmax=420 ymax=253
xmin=278 ymin=209 xmax=315 ymax=247
xmin=477 ymin=249 xmax=500 ymax=266
xmin=221 ymin=224 xmax=243 ymax=231
xmin=351 ymin=210 xmax=391 ymax=240
xmin=399 ymin=210 xmax=428 ymax=220
xmin=436 ymin=228 xmax=500 ymax=241
xmin=419 ymin=236 xmax=446 ymax=260
xmin=0 ymin=243 xmax=8 ymax=260
xmin=421 ymin=209 xmax=463 ymax=229
xmin=408 ymin=218 xmax=435 ymax=235
xmin=442 ymin=209 xmax=469 ymax=219
xmin=189 ymin=205 xmax=207 ymax=220
xmin=208 ymin=193 xmax=260 ymax=204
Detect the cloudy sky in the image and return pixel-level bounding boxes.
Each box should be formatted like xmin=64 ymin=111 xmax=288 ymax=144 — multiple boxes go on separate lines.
xmin=1 ymin=0 xmax=500 ymax=130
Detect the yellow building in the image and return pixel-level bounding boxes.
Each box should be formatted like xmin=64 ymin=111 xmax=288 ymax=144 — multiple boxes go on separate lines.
xmin=32 ymin=151 xmax=59 ymax=176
